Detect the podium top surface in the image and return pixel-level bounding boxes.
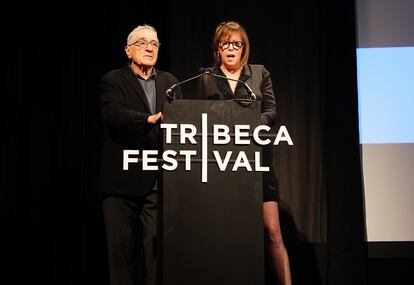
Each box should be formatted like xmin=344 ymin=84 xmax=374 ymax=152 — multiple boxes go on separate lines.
xmin=163 ymin=99 xmax=261 ymax=126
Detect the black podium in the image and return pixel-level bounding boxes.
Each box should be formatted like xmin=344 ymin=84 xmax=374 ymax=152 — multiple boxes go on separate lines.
xmin=160 ymin=100 xmax=264 ymax=285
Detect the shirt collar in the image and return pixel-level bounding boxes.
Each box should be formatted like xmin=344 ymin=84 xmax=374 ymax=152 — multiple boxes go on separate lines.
xmin=215 ymin=65 xmax=250 ymax=81
xmin=129 ymin=64 xmax=157 ymax=80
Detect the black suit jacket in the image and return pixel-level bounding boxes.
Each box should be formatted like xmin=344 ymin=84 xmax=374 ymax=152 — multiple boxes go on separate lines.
xmin=198 ymin=64 xmax=279 ymax=197
xmin=99 ymin=64 xmax=179 ymax=196
xmin=199 ymin=64 xmax=277 ymax=126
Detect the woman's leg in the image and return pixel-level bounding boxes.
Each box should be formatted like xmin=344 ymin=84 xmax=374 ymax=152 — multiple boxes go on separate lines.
xmin=263 ymin=201 xmax=292 ymax=285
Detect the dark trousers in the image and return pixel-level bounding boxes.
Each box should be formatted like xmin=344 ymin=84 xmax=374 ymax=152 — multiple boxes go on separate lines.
xmin=102 ymin=191 xmax=158 ymax=285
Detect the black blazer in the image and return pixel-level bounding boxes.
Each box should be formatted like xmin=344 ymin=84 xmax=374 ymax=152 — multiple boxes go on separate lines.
xmin=99 ymin=64 xmax=179 ymax=196
xmin=198 ymin=64 xmax=279 ymax=196
xmin=199 ymin=64 xmax=277 ymax=126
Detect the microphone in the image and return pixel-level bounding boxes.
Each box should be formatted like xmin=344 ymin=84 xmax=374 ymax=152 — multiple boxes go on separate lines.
xmin=165 ymin=70 xmax=208 ymax=100
xmin=198 ymin=67 xmax=210 ymax=73
xmin=199 ymin=67 xmax=257 ymax=101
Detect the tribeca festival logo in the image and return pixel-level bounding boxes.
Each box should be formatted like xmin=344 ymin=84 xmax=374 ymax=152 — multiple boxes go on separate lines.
xmin=123 ymin=113 xmax=293 ymax=182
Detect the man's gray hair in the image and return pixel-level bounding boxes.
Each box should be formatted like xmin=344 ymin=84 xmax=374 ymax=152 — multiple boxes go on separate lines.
xmin=127 ymin=24 xmax=158 ymax=45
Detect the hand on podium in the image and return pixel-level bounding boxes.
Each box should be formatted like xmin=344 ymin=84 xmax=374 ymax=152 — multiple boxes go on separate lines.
xmin=147 ymin=112 xmax=163 ymax=124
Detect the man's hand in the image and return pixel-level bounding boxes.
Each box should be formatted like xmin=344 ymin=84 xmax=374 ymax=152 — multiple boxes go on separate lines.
xmin=147 ymin=112 xmax=163 ymax=124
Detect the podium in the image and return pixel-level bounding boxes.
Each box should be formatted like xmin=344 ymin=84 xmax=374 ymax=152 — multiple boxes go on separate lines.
xmin=160 ymin=100 xmax=264 ymax=285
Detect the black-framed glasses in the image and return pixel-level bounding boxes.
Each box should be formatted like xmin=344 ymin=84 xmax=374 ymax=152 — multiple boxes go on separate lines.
xmin=130 ymin=39 xmax=161 ymax=49
xmin=218 ymin=40 xmax=244 ymax=50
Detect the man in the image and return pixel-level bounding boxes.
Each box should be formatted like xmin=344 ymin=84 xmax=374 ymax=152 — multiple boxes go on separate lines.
xmin=99 ymin=24 xmax=179 ymax=285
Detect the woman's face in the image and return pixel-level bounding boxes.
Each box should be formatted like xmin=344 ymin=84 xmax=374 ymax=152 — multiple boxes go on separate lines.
xmin=217 ymin=33 xmax=244 ymax=70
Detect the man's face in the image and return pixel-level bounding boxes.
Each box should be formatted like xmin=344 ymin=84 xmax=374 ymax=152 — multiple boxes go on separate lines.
xmin=125 ymin=29 xmax=159 ymax=68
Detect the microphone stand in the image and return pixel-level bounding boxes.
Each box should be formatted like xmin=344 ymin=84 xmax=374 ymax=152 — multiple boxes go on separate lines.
xmin=166 ymin=68 xmax=257 ymax=103
xmin=166 ymin=72 xmax=207 ymax=100
xmin=202 ymin=69 xmax=257 ymax=101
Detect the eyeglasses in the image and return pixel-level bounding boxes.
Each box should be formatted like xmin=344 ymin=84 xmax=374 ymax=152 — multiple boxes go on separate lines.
xmin=130 ymin=39 xmax=161 ymax=49
xmin=218 ymin=41 xmax=244 ymax=50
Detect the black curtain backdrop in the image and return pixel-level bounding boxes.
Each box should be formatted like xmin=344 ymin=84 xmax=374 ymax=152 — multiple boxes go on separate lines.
xmin=2 ymin=1 xmax=367 ymax=284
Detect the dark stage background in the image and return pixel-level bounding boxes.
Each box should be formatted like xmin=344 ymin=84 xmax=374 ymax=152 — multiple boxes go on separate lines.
xmin=2 ymin=1 xmax=369 ymax=284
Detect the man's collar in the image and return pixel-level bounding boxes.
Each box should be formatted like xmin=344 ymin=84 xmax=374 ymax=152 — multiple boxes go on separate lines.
xmin=129 ymin=64 xmax=157 ymax=80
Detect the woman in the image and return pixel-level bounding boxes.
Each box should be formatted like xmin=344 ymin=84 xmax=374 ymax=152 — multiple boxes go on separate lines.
xmin=199 ymin=21 xmax=292 ymax=285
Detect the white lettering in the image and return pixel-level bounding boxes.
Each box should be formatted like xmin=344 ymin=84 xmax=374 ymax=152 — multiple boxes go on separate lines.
xmin=232 ymin=151 xmax=252 ymax=171
xmin=255 ymin=151 xmax=269 ymax=171
xmin=274 ymin=125 xmax=293 ymax=145
xmin=180 ymin=150 xmax=197 ymax=170
xmin=160 ymin=124 xmax=177 ymax=144
xmin=213 ymin=125 xmax=230 ymax=144
xmin=142 ymin=150 xmax=158 ymax=170
xmin=213 ymin=151 xmax=232 ymax=171
xmin=180 ymin=124 xmax=197 ymax=144
xmin=235 ymin=125 xmax=250 ymax=145
xmin=162 ymin=150 xmax=177 ymax=171
xmin=253 ymin=125 xmax=271 ymax=145
xmin=123 ymin=150 xmax=139 ymax=170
